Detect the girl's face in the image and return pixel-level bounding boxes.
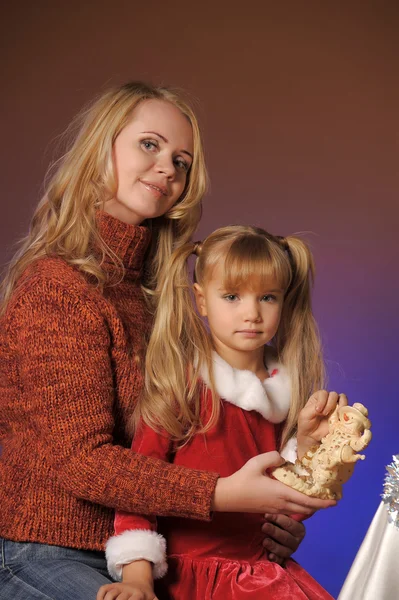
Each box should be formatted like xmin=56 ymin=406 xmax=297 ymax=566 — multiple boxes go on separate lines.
xmin=194 ymin=263 xmax=284 ymax=366
xmin=104 ymin=99 xmax=193 ymax=225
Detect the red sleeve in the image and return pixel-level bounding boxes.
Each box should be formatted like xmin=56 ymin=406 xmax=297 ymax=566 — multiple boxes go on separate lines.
xmin=114 ymin=422 xmax=173 ymax=535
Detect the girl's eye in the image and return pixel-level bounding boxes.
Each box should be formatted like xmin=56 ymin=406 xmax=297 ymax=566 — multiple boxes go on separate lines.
xmin=261 ymin=294 xmax=277 ymax=302
xmin=141 ymin=139 xmax=158 ymax=152
xmin=174 ymin=158 xmax=190 ymax=172
xmin=224 ymin=294 xmax=238 ymax=302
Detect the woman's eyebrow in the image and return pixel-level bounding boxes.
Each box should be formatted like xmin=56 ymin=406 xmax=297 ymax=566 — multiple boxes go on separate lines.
xmin=141 ymin=131 xmax=193 ymax=160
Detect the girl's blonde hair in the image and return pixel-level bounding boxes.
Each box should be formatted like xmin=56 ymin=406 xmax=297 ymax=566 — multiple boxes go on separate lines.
xmin=1 ymin=81 xmax=207 ymax=313
xmin=137 ymin=225 xmax=325 ymax=448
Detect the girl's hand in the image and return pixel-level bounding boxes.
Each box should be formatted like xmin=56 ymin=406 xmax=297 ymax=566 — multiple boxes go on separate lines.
xmin=261 ymin=513 xmax=306 ymax=566
xmin=96 ymin=582 xmax=158 ymax=600
xmin=297 ymin=391 xmax=348 ymax=458
xmin=213 ymin=451 xmax=336 ymax=516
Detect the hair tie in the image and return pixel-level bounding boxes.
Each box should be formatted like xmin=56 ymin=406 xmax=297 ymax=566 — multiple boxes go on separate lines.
xmin=192 ymin=241 xmax=203 ymax=257
xmin=276 ymin=235 xmax=289 ymax=251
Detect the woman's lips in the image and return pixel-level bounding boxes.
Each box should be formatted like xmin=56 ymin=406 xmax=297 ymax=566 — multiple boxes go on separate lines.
xmin=140 ymin=180 xmax=167 ymax=197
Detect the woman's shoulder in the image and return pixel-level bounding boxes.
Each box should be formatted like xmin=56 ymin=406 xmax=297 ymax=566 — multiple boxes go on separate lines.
xmin=6 ymin=256 xmax=102 ymax=317
xmin=23 ymin=255 xmax=86 ymax=281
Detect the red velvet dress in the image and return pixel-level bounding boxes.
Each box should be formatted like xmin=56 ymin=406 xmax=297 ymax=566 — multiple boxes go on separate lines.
xmin=111 ymin=359 xmax=333 ymax=599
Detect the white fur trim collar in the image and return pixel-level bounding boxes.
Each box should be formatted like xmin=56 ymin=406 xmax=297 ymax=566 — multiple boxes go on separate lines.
xmin=200 ymin=349 xmax=291 ymax=423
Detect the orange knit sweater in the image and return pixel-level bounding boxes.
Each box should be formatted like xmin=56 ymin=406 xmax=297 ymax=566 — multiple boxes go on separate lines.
xmin=0 ymin=211 xmax=218 ymax=551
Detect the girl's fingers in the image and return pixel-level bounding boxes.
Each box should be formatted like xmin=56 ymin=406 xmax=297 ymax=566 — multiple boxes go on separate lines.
xmin=283 ymin=491 xmax=336 ymax=513
xmin=322 ymin=391 xmax=347 ymax=417
xmin=322 ymin=391 xmax=339 ymax=415
xmin=307 ymin=390 xmax=349 ymax=417
xmin=301 ymin=390 xmax=328 ymax=418
xmin=312 ymin=390 xmax=328 ymax=412
xmin=278 ymin=501 xmax=326 ymax=516
xmin=253 ymin=450 xmax=285 ymax=472
xmin=97 ymin=584 xmax=157 ymax=600
xmin=281 ymin=503 xmax=316 ymax=516
xmin=96 ymin=586 xmax=112 ymax=600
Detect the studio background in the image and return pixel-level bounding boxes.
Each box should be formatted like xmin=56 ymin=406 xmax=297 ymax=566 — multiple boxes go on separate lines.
xmin=1 ymin=2 xmax=398 ymax=597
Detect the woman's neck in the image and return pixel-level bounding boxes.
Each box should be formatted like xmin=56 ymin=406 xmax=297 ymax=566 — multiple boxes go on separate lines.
xmin=96 ymin=210 xmax=151 ymax=279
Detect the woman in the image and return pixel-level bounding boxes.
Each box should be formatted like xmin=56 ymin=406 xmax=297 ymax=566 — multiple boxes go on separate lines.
xmin=0 ymin=82 xmax=331 ymax=600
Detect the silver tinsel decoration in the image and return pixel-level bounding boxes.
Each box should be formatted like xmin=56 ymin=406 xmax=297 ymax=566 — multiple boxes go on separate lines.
xmin=382 ymin=454 xmax=399 ymax=529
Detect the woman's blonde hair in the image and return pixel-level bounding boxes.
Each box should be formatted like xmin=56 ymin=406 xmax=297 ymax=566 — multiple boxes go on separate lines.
xmin=1 ymin=81 xmax=208 ymax=313
xmin=136 ymin=225 xmax=325 ymax=448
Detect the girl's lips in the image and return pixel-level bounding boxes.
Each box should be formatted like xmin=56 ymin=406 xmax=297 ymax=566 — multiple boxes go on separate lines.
xmin=236 ymin=330 xmax=262 ymax=338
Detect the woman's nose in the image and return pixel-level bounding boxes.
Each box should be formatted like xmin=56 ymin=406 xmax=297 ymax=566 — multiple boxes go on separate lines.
xmin=156 ymin=155 xmax=175 ymax=178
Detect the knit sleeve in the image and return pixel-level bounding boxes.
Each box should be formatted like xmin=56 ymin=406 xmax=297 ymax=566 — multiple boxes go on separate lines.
xmin=9 ymin=278 xmax=218 ymax=521
xmin=114 ymin=421 xmax=174 ymax=536
xmin=106 ymin=423 xmax=172 ymax=581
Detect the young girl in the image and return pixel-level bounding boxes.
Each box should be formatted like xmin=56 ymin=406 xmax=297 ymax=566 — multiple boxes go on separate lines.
xmin=98 ymin=225 xmax=344 ymax=600
xmin=0 ymin=83 xmax=330 ymax=600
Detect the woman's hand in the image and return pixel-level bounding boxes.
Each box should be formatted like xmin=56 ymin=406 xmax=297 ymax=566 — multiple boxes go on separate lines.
xmin=96 ymin=582 xmax=157 ymax=600
xmin=213 ymin=451 xmax=336 ymax=516
xmin=297 ymin=391 xmax=348 ymax=459
xmin=262 ymin=514 xmax=306 ymax=566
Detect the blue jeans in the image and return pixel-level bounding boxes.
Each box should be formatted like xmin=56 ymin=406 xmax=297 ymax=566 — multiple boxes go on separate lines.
xmin=0 ymin=538 xmax=113 ymax=599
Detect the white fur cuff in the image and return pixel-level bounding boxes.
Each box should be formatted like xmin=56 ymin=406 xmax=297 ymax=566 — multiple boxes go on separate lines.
xmin=280 ymin=436 xmax=298 ymax=463
xmin=106 ymin=529 xmax=167 ymax=580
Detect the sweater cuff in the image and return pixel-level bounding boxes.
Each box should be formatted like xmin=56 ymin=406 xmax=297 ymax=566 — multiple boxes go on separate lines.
xmin=106 ymin=529 xmax=167 ymax=580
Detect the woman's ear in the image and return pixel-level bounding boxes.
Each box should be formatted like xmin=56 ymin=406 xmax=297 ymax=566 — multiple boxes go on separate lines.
xmin=193 ymin=283 xmax=207 ymax=317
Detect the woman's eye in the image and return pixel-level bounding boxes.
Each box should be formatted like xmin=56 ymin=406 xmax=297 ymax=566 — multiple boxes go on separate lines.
xmin=141 ymin=140 xmax=158 ymax=151
xmin=174 ymin=157 xmax=189 ymax=172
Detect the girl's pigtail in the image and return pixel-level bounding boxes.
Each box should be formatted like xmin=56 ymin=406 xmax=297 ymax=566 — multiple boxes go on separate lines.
xmin=134 ymin=241 xmax=216 ymax=442
xmin=276 ymin=236 xmax=325 ymax=448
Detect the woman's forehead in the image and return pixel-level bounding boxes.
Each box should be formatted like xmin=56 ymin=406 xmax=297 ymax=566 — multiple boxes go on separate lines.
xmin=125 ymin=99 xmax=193 ymax=153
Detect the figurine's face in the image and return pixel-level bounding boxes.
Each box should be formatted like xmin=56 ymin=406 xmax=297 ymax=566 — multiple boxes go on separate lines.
xmin=341 ymin=411 xmax=363 ymax=432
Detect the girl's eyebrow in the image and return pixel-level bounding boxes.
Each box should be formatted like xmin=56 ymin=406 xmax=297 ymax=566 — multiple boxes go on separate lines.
xmin=141 ymin=131 xmax=193 ymax=160
xmin=217 ymin=287 xmax=284 ymax=293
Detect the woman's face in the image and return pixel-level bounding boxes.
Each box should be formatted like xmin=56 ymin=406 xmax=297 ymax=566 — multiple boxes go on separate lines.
xmin=105 ymin=99 xmax=194 ymax=225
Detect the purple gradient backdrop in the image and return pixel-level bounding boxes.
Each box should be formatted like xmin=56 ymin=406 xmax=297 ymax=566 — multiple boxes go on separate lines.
xmin=1 ymin=2 xmax=398 ymax=596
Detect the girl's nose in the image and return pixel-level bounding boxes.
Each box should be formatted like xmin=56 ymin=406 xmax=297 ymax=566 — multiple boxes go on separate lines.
xmin=244 ymin=301 xmax=262 ymax=322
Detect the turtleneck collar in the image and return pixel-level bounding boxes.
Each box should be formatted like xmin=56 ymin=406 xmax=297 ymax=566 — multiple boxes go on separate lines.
xmin=96 ymin=210 xmax=151 ymax=280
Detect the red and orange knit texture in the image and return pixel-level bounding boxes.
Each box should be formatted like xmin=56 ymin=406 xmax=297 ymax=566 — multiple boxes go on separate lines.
xmin=0 ymin=212 xmax=218 ymax=551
